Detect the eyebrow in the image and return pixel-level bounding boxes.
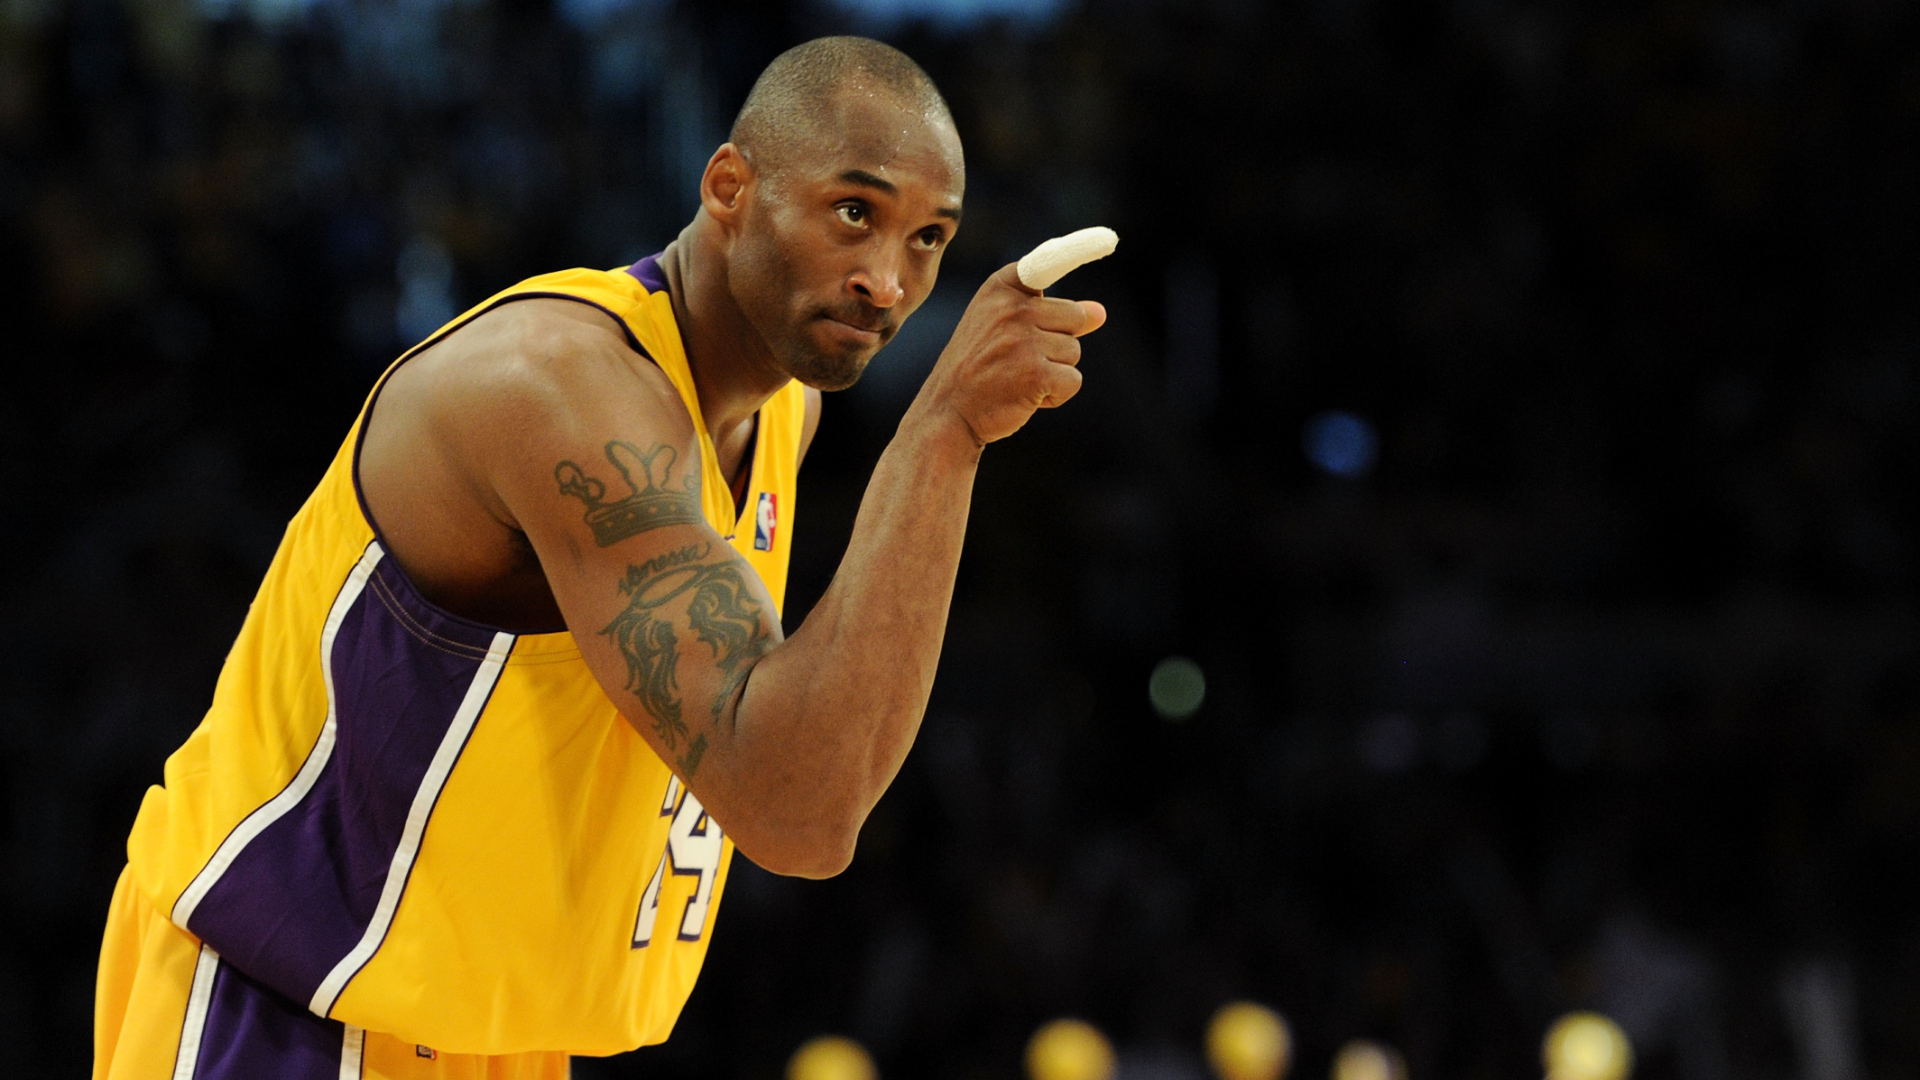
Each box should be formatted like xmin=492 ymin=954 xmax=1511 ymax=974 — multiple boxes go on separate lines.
xmin=838 ymin=169 xmax=963 ymax=223
xmin=839 ymin=169 xmax=897 ymax=194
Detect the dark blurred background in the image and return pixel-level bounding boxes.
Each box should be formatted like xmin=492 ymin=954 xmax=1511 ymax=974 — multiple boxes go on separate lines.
xmin=5 ymin=0 xmax=1919 ymax=1075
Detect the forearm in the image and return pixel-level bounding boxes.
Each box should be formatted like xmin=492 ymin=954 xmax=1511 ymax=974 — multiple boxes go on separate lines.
xmin=528 ymin=259 xmax=1105 ymax=877
xmin=723 ymin=401 xmax=981 ymax=873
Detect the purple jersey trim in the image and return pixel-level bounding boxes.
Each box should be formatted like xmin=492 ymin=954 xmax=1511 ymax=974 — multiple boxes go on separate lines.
xmin=193 ymin=960 xmax=347 ymax=1079
xmin=186 ymin=554 xmax=507 ymax=1007
xmin=627 ymin=252 xmax=669 ymax=293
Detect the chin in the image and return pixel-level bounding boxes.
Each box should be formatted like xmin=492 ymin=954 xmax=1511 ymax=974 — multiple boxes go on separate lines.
xmin=784 ymin=346 xmax=873 ymax=392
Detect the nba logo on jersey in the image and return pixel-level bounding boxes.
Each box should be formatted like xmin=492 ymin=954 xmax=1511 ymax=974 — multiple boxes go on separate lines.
xmin=754 ymin=491 xmax=778 ymax=551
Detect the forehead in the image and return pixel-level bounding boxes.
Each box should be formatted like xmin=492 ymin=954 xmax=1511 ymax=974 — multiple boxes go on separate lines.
xmin=795 ymin=86 xmax=964 ymax=201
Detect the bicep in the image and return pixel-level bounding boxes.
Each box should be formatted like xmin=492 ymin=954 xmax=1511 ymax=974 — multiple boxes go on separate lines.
xmin=478 ymin=361 xmax=784 ymax=781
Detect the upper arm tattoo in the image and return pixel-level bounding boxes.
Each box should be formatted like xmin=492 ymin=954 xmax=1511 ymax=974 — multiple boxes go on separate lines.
xmin=555 ymin=442 xmax=774 ymax=777
xmin=686 ymin=565 xmax=772 ymax=723
xmin=604 ymin=544 xmax=704 ymax=768
xmin=556 ymin=440 xmax=704 ymax=547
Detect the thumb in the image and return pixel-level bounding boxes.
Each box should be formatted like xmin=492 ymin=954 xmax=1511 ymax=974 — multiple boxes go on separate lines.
xmin=1074 ymin=300 xmax=1108 ymax=336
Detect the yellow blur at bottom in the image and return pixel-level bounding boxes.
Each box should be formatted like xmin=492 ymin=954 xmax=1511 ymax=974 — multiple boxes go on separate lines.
xmin=1205 ymin=1001 xmax=1292 ymax=1080
xmin=94 ymin=867 xmax=569 ymax=1080
xmin=1543 ymin=1012 xmax=1633 ymax=1080
xmin=1026 ymin=1018 xmax=1116 ymax=1080
xmin=786 ymin=1036 xmax=877 ymax=1080
xmin=1331 ymin=1041 xmax=1406 ymax=1080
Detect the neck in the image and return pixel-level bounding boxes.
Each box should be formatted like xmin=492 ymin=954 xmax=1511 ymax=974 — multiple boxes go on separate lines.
xmin=660 ymin=217 xmax=793 ymax=443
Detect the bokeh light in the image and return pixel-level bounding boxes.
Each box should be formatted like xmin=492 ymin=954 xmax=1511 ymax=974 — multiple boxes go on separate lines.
xmin=1303 ymin=411 xmax=1380 ymax=478
xmin=787 ymin=1035 xmax=878 ymax=1080
xmin=1025 ymin=1018 xmax=1115 ymax=1080
xmin=1205 ymin=1001 xmax=1291 ymax=1080
xmin=1543 ymin=1012 xmax=1632 ymax=1080
xmin=1330 ymin=1040 xmax=1405 ymax=1080
xmin=1149 ymin=656 xmax=1207 ymax=720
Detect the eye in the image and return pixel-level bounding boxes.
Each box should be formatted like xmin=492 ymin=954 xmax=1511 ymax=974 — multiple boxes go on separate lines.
xmin=835 ymin=202 xmax=868 ymax=227
xmin=911 ymin=227 xmax=947 ymax=252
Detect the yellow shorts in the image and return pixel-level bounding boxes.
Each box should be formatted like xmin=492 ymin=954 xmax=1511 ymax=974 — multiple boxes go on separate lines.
xmin=94 ymin=866 xmax=572 ymax=1080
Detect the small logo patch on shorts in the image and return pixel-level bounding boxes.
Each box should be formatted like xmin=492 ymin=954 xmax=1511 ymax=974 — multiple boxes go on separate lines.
xmin=416 ymin=1045 xmax=437 ymax=1059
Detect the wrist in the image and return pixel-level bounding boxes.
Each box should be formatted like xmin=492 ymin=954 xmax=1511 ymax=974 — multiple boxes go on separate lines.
xmin=898 ymin=399 xmax=985 ymax=465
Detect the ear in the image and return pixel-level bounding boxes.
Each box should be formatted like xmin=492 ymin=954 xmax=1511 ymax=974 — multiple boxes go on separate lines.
xmin=700 ymin=143 xmax=754 ymax=227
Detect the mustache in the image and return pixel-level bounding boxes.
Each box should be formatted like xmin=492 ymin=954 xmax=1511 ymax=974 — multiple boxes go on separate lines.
xmin=818 ymin=303 xmax=895 ymax=336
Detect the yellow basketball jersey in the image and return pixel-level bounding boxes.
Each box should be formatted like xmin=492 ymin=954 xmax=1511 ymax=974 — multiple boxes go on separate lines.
xmin=122 ymin=256 xmax=804 ymax=1057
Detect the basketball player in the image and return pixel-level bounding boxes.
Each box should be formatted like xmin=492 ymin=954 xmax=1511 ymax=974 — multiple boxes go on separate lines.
xmin=94 ymin=37 xmax=1106 ymax=1079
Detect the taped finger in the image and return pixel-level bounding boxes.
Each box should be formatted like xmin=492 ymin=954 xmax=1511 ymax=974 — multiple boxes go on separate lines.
xmin=1017 ymin=227 xmax=1120 ymax=291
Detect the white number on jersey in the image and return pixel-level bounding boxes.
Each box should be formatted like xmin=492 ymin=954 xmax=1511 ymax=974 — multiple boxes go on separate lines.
xmin=631 ymin=775 xmax=725 ymax=947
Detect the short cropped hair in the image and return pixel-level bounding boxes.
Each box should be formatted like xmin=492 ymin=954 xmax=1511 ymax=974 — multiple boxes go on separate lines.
xmin=730 ymin=37 xmax=954 ymax=173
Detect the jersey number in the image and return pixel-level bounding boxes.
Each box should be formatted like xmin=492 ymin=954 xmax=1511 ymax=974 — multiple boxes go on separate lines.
xmin=632 ymin=775 xmax=724 ymax=948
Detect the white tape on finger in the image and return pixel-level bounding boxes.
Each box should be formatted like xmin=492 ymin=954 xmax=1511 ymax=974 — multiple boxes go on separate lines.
xmin=1016 ymin=226 xmax=1119 ymax=291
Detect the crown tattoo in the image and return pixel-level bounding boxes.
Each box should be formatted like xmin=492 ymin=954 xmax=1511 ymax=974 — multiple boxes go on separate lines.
xmin=555 ymin=440 xmax=704 ymax=548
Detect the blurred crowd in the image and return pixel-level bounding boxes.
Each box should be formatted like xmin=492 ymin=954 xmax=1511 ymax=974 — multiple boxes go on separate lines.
xmin=3 ymin=0 xmax=1918 ymax=1076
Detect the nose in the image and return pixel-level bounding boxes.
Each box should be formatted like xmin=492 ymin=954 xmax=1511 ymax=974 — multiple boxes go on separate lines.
xmin=847 ymin=254 xmax=905 ymax=309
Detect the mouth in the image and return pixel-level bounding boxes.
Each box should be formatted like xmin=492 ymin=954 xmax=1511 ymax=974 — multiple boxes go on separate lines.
xmin=818 ymin=313 xmax=888 ymax=347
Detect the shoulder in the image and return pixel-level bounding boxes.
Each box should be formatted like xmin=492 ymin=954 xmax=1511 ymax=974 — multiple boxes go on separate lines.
xmin=415 ymin=298 xmax=696 ymax=453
